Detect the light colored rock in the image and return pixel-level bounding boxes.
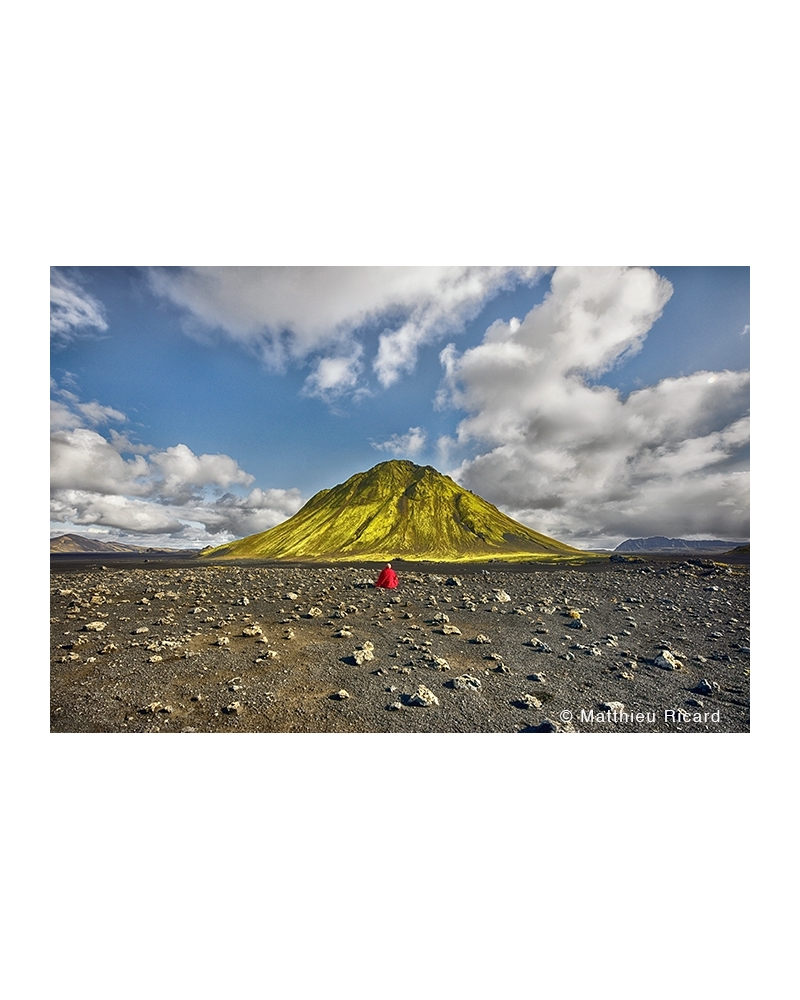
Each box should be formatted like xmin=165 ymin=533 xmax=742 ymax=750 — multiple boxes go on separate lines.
xmin=409 ymin=684 xmax=440 ymax=707
xmin=493 ymin=589 xmax=511 ymax=602
xmin=654 ymin=649 xmax=683 ymax=670
xmin=242 ymin=625 xmax=263 ymax=636
xmin=601 ymin=701 xmax=625 ymax=712
xmin=527 ymin=638 xmax=552 ymax=652
xmin=306 ymin=607 xmax=323 ymax=617
xmin=216 ymin=636 xmax=230 ymax=646
xmin=83 ymin=621 xmax=107 ymax=632
xmin=474 ymin=634 xmax=491 ymax=644
xmin=441 ymin=624 xmax=462 ymax=635
xmin=451 ymin=674 xmax=482 ymax=691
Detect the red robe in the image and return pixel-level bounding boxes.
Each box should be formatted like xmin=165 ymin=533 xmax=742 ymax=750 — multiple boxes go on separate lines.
xmin=374 ymin=566 xmax=398 ymax=589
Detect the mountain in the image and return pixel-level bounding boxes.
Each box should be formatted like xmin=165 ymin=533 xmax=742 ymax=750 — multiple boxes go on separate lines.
xmin=203 ymin=460 xmax=591 ymax=563
xmin=50 ymin=533 xmax=148 ymax=553
xmin=614 ymin=536 xmax=744 ymax=554
xmin=50 ymin=533 xmax=192 ymax=554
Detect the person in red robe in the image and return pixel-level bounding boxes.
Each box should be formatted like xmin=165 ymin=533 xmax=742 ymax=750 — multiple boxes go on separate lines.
xmin=374 ymin=563 xmax=398 ymax=589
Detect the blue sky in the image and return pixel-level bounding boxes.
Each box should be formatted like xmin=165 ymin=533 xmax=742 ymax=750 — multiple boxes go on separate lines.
xmin=50 ymin=266 xmax=749 ymax=549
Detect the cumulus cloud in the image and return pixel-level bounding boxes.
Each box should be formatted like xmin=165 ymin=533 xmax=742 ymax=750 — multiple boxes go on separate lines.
xmin=50 ymin=389 xmax=302 ymax=546
xmin=148 ymin=443 xmax=255 ymax=502
xmin=302 ymin=348 xmax=364 ymax=398
xmin=372 ymin=426 xmax=428 ymax=458
xmin=50 ymin=485 xmax=303 ymax=541
xmin=440 ymin=267 xmax=750 ymax=546
xmin=51 ymin=269 xmax=108 ymax=344
xmin=147 ymin=266 xmax=549 ymax=393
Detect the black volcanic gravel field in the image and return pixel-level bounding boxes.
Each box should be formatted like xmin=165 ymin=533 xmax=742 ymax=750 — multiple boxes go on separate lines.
xmin=50 ymin=556 xmax=750 ymax=733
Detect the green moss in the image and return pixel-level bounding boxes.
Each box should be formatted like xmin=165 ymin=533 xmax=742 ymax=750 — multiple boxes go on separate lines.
xmin=202 ymin=460 xmax=599 ymax=563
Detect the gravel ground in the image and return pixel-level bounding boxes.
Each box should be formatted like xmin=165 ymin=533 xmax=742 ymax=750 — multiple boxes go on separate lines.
xmin=50 ymin=556 xmax=750 ymax=734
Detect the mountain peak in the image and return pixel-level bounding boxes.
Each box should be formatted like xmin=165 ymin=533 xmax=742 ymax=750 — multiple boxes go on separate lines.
xmin=205 ymin=461 xmax=587 ymax=563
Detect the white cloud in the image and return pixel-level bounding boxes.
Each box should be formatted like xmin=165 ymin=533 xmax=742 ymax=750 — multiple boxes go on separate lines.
xmin=50 ymin=269 xmax=108 ymax=343
xmin=148 ymin=443 xmax=255 ymax=502
xmin=372 ymin=426 xmax=427 ymax=458
xmin=50 ymin=490 xmax=186 ymax=534
xmin=50 ymin=389 xmax=302 ymax=546
xmin=49 ymin=485 xmax=304 ymax=542
xmin=440 ymin=267 xmax=750 ymax=545
xmin=50 ymin=428 xmax=151 ymax=495
xmin=147 ymin=266 xmax=549 ymax=394
xmin=302 ymin=348 xmax=364 ymax=398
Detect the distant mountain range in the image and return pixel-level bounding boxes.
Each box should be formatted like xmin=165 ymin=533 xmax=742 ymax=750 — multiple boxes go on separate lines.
xmin=50 ymin=533 xmax=194 ymax=554
xmin=614 ymin=536 xmax=746 ymax=554
xmin=204 ymin=460 xmax=596 ymax=563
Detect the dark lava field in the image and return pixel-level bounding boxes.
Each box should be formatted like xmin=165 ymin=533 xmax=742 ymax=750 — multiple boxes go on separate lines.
xmin=50 ymin=556 xmax=750 ymax=734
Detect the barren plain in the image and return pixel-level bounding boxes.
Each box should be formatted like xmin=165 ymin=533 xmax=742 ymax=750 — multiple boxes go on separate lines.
xmin=50 ymin=554 xmax=749 ymax=734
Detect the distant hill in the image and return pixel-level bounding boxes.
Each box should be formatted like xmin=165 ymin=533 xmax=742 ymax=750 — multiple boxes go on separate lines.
xmin=203 ymin=460 xmax=596 ymax=563
xmin=50 ymin=533 xmax=192 ymax=554
xmin=615 ymin=536 xmax=746 ymax=554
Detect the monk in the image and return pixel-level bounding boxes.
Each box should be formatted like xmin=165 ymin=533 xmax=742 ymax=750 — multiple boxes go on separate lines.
xmin=374 ymin=563 xmax=398 ymax=589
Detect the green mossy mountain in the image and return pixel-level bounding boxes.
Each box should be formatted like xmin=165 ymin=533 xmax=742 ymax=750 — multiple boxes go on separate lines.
xmin=204 ymin=460 xmax=591 ymax=563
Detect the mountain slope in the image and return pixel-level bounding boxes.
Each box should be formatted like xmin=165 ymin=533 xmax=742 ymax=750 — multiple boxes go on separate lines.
xmin=203 ymin=460 xmax=590 ymax=563
xmin=50 ymin=533 xmax=146 ymax=553
xmin=614 ymin=536 xmax=743 ymax=554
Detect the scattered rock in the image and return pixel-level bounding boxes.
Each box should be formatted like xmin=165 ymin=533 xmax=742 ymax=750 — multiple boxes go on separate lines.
xmin=527 ymin=638 xmax=552 ymax=652
xmin=693 ymin=678 xmax=721 ymax=696
xmin=654 ymin=649 xmax=683 ymax=670
xmin=473 ymin=634 xmax=491 ymax=644
xmin=449 ymin=674 xmax=482 ymax=691
xmin=600 ymin=701 xmax=625 ymax=712
xmin=141 ymin=702 xmax=173 ymax=715
xmin=83 ymin=621 xmax=107 ymax=632
xmin=514 ymin=694 xmax=542 ymax=710
xmin=223 ymin=701 xmax=243 ymax=714
xmin=409 ymin=684 xmax=440 ymax=707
